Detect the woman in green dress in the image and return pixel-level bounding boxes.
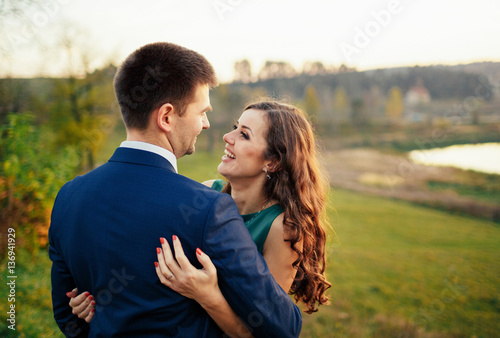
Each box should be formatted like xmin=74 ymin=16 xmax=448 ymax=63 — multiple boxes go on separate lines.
xmin=69 ymin=101 xmax=331 ymax=336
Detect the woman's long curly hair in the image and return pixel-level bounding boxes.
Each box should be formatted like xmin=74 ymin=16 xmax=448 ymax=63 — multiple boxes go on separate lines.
xmin=223 ymin=101 xmax=331 ymax=313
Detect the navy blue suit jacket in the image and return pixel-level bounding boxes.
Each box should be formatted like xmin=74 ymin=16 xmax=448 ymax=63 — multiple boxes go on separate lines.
xmin=49 ymin=147 xmax=302 ymax=337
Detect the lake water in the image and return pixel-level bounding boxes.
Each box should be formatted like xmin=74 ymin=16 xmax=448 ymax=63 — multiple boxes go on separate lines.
xmin=409 ymin=143 xmax=500 ymax=175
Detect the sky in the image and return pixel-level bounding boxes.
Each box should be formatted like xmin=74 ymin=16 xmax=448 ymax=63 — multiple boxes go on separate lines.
xmin=2 ymin=0 xmax=500 ymax=82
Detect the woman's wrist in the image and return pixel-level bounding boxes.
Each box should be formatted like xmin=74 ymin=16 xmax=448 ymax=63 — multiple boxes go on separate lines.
xmin=197 ymin=285 xmax=225 ymax=311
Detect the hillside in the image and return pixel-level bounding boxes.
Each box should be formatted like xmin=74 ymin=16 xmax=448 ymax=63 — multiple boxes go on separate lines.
xmin=231 ymin=63 xmax=496 ymax=100
xmin=445 ymin=61 xmax=500 ymax=84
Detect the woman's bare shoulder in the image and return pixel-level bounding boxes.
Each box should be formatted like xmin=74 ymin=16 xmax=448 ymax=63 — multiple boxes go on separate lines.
xmin=267 ymin=211 xmax=303 ymax=249
xmin=202 ymin=179 xmax=217 ymax=188
xmin=267 ymin=212 xmax=286 ymax=242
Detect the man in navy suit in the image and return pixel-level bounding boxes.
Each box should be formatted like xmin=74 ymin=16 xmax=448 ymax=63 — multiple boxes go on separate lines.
xmin=49 ymin=42 xmax=302 ymax=337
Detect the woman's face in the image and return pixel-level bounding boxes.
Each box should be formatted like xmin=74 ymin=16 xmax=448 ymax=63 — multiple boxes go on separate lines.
xmin=218 ymin=109 xmax=271 ymax=181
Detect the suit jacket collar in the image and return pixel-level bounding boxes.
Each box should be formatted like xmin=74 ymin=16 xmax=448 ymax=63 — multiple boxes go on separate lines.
xmin=108 ymin=147 xmax=176 ymax=173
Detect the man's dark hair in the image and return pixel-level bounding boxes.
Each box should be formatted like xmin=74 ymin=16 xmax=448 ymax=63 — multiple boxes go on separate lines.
xmin=113 ymin=42 xmax=218 ymax=130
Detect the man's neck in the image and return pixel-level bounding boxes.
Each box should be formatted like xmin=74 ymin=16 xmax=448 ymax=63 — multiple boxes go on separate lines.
xmin=126 ymin=129 xmax=174 ymax=154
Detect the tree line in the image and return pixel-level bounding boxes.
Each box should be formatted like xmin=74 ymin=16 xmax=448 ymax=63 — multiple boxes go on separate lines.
xmin=0 ymin=60 xmax=497 ymax=258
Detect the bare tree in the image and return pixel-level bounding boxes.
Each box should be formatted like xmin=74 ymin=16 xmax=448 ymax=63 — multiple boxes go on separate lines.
xmin=258 ymin=61 xmax=297 ymax=81
xmin=234 ymin=59 xmax=252 ymax=83
xmin=49 ymin=25 xmax=115 ymax=170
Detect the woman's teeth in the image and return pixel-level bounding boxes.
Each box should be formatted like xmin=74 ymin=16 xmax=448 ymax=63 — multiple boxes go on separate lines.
xmin=224 ymin=149 xmax=236 ymax=159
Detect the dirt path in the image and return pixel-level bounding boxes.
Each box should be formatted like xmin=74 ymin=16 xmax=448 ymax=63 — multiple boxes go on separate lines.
xmin=323 ymin=148 xmax=500 ymax=222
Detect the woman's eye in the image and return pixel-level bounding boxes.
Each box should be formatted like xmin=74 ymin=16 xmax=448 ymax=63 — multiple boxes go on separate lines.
xmin=232 ymin=124 xmax=249 ymax=140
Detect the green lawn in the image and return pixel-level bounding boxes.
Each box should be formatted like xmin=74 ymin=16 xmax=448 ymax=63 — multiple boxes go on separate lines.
xmin=2 ymin=150 xmax=499 ymax=337
xmin=302 ymin=189 xmax=499 ymax=337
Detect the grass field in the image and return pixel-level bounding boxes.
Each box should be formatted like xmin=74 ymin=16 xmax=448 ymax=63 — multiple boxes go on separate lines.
xmin=1 ymin=150 xmax=499 ymax=337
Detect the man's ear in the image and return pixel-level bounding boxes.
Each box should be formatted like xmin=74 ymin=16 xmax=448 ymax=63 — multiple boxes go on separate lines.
xmin=157 ymin=103 xmax=175 ymax=133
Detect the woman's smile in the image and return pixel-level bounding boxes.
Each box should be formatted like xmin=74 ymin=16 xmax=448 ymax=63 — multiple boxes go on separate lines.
xmin=222 ymin=148 xmax=236 ymax=162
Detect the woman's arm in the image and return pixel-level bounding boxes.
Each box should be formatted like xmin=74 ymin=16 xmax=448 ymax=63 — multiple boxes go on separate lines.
xmin=156 ymin=236 xmax=252 ymax=338
xmin=69 ymin=216 xmax=299 ymax=336
xmin=262 ymin=213 xmax=301 ymax=292
xmin=68 ymin=236 xmax=251 ymax=337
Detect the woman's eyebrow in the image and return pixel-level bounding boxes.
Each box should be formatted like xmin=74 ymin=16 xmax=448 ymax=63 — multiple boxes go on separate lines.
xmin=241 ymin=125 xmax=253 ymax=136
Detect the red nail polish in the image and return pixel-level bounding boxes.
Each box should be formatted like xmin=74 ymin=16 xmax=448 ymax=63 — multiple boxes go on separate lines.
xmin=172 ymin=235 xmax=177 ymax=241
xmin=84 ymin=292 xmax=90 ymax=297
xmin=154 ymin=262 xmax=158 ymax=268
xmin=88 ymin=295 xmax=94 ymax=301
xmin=160 ymin=237 xmax=165 ymax=244
xmin=196 ymin=248 xmax=202 ymax=255
xmin=66 ymin=292 xmax=72 ymax=297
xmin=156 ymin=247 xmax=161 ymax=254
xmin=91 ymin=308 xmax=95 ymax=313
xmin=91 ymin=301 xmax=96 ymax=306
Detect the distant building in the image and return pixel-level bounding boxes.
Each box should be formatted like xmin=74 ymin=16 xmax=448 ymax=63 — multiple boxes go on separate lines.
xmin=405 ymin=85 xmax=431 ymax=106
xmin=404 ymin=81 xmax=431 ymax=122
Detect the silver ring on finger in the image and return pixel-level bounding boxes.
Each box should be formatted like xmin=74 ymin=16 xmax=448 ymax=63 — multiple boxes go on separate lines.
xmin=168 ymin=273 xmax=174 ymax=279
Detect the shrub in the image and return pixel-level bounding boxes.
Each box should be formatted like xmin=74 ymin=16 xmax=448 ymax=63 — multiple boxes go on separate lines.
xmin=0 ymin=113 xmax=78 ymax=259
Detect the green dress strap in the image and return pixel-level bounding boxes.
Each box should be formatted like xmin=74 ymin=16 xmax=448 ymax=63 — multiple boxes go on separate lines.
xmin=210 ymin=179 xmax=226 ymax=192
xmin=210 ymin=179 xmax=283 ymax=254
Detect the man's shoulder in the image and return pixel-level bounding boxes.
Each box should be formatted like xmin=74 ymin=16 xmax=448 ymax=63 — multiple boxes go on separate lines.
xmin=57 ymin=162 xmax=112 ymax=190
xmin=55 ymin=162 xmax=230 ymax=213
xmin=169 ymin=175 xmax=227 ymax=203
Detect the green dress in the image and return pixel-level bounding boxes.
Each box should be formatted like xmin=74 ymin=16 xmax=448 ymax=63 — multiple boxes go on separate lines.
xmin=211 ymin=179 xmax=283 ymax=254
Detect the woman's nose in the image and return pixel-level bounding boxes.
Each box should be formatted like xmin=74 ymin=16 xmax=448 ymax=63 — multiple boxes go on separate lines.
xmin=223 ymin=130 xmax=235 ymax=144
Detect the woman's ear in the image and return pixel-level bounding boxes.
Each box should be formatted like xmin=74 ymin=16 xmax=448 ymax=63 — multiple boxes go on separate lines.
xmin=157 ymin=103 xmax=174 ymax=133
xmin=265 ymin=159 xmax=279 ymax=173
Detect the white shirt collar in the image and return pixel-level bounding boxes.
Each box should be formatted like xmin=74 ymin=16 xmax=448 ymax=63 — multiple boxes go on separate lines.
xmin=120 ymin=141 xmax=178 ymax=173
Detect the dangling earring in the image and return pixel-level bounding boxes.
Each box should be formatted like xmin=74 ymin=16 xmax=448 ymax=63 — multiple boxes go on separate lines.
xmin=264 ymin=167 xmax=271 ymax=180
